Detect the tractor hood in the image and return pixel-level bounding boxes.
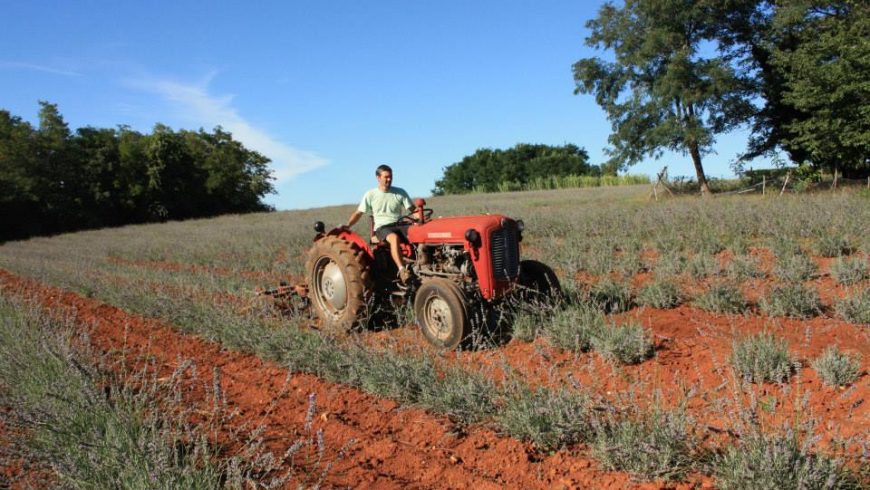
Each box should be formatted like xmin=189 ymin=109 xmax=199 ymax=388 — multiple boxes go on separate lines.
xmin=406 ymin=214 xmax=513 ymax=244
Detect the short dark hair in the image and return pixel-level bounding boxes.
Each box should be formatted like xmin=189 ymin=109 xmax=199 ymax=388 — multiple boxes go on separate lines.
xmin=376 ymin=164 xmax=392 ymax=176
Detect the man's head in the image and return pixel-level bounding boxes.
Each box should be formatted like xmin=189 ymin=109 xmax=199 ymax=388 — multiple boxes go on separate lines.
xmin=376 ymin=164 xmax=393 ymax=191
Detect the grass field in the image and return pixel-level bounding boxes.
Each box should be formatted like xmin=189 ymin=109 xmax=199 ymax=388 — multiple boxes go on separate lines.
xmin=1 ymin=184 xmax=869 ymax=489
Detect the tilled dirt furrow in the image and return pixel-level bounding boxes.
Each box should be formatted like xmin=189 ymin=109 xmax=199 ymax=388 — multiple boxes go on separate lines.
xmin=0 ymin=269 xmax=669 ymax=489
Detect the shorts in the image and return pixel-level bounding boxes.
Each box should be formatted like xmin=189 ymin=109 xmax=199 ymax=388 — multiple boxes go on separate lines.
xmin=375 ymin=223 xmax=410 ymax=242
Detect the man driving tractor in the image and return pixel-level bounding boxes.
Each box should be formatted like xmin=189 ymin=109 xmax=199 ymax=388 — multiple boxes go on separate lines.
xmin=343 ymin=164 xmax=416 ymax=283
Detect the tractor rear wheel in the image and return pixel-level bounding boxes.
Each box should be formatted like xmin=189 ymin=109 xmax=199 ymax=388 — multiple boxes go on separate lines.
xmin=414 ymin=278 xmax=470 ymax=350
xmin=305 ymin=237 xmax=372 ymax=333
xmin=518 ymin=259 xmax=563 ymax=304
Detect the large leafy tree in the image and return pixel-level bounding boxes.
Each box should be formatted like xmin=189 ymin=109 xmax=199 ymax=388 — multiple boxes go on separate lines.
xmin=770 ymin=0 xmax=869 ymax=176
xmin=0 ymin=102 xmax=276 ymax=241
xmin=434 ymin=143 xmax=594 ymax=195
xmin=574 ymin=0 xmax=754 ymax=195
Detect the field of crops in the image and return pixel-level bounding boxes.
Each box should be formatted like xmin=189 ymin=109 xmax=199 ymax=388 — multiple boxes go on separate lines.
xmin=1 ymin=184 xmax=869 ymax=489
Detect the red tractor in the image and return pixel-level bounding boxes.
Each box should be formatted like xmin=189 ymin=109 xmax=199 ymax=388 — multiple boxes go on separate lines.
xmin=304 ymin=198 xmax=560 ymax=349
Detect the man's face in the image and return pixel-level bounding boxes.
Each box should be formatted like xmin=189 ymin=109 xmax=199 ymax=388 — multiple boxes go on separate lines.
xmin=377 ymin=170 xmax=393 ymax=191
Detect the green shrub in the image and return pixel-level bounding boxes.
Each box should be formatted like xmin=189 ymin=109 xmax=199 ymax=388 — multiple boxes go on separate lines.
xmin=543 ymin=304 xmax=605 ymax=353
xmin=773 ymin=254 xmax=817 ymax=282
xmin=814 ymin=234 xmax=850 ymax=258
xmin=636 ymin=279 xmax=683 ymax=309
xmin=760 ymin=283 xmax=822 ymax=319
xmin=588 ymin=278 xmax=633 ymax=314
xmin=693 ymin=282 xmax=748 ymax=314
xmin=511 ymin=310 xmax=543 ymax=342
xmin=654 ymin=252 xmax=686 ymax=277
xmin=593 ymin=407 xmax=695 ymax=481
xmin=811 ymin=346 xmax=862 ymax=387
xmin=418 ymin=365 xmax=498 ymax=425
xmin=714 ymin=429 xmax=856 ymax=490
xmin=687 ymin=254 xmax=720 ymax=279
xmin=726 ymin=254 xmax=765 ymax=280
xmin=730 ymin=332 xmax=796 ymax=384
xmin=835 ymin=287 xmax=870 ymax=324
xmin=830 ymin=256 xmax=868 ymax=286
xmin=591 ymin=322 xmax=655 ymax=365
xmin=495 ymin=385 xmax=594 ymax=451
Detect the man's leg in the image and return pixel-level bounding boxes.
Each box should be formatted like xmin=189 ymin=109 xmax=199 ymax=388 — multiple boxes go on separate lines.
xmin=385 ymin=232 xmax=412 ymax=283
xmin=385 ymin=233 xmax=404 ymax=269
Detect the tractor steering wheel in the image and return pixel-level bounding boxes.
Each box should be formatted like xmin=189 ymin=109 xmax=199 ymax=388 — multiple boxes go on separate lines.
xmin=398 ymin=208 xmax=433 ymax=225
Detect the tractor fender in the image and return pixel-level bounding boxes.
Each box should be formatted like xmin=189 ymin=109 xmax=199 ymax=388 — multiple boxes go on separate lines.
xmin=315 ymin=228 xmax=375 ymax=260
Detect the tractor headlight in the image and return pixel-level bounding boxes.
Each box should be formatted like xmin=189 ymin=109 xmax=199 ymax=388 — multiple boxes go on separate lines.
xmin=465 ymin=228 xmax=481 ymax=246
xmin=516 ymin=219 xmax=525 ymax=232
xmin=314 ymin=221 xmax=325 ymax=233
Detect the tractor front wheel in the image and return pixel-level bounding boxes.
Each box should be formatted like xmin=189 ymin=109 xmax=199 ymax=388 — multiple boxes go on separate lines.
xmin=518 ymin=259 xmax=563 ymax=304
xmin=414 ymin=278 xmax=470 ymax=350
xmin=305 ymin=237 xmax=372 ymax=333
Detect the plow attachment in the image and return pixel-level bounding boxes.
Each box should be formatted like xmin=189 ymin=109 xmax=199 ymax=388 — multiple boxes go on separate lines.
xmin=239 ymin=281 xmax=310 ymax=317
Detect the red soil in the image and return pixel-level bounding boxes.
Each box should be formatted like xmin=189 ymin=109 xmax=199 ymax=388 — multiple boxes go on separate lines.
xmin=8 ymin=249 xmax=866 ymax=488
xmin=0 ymin=269 xmax=702 ymax=489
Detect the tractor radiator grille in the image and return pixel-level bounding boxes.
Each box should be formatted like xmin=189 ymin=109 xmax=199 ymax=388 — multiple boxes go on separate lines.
xmin=490 ymin=226 xmax=519 ymax=279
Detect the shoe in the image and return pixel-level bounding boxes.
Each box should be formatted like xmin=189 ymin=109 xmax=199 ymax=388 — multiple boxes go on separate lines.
xmin=399 ymin=267 xmax=414 ymax=284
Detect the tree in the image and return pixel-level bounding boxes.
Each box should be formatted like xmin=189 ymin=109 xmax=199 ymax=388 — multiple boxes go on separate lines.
xmin=574 ymin=0 xmax=755 ymax=195
xmin=770 ymin=0 xmax=869 ymax=177
xmin=433 ymin=143 xmax=593 ymax=195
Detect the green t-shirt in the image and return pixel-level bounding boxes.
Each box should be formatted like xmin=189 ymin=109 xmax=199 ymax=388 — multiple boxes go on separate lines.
xmin=357 ymin=187 xmax=414 ymax=229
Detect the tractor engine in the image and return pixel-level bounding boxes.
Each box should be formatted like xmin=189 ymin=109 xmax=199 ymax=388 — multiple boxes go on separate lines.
xmin=415 ymin=244 xmax=475 ymax=278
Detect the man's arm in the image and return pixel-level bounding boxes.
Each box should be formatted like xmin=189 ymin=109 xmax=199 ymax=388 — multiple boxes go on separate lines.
xmin=345 ymin=210 xmax=364 ymax=228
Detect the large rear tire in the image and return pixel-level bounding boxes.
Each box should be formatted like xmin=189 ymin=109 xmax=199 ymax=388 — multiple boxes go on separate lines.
xmin=305 ymin=237 xmax=372 ymax=333
xmin=414 ymin=278 xmax=470 ymax=350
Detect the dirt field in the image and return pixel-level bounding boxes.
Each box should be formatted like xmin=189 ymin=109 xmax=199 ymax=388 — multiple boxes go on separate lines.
xmin=1 ymin=187 xmax=868 ymax=488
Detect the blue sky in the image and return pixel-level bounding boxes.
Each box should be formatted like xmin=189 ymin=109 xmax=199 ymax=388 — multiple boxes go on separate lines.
xmin=1 ymin=1 xmax=772 ymax=210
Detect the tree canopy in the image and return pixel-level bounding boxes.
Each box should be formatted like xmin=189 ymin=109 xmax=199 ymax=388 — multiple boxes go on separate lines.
xmin=573 ymin=0 xmax=755 ymax=196
xmin=433 ymin=143 xmax=597 ymax=195
xmin=574 ymin=0 xmax=869 ymax=189
xmin=0 ymin=102 xmax=274 ymax=241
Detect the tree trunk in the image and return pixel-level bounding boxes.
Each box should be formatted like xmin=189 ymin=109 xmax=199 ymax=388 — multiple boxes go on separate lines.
xmin=688 ymin=141 xmax=711 ymax=197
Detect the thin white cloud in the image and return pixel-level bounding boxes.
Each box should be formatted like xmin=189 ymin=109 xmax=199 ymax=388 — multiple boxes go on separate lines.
xmin=127 ymin=73 xmax=327 ymax=183
xmin=0 ymin=61 xmax=83 ymax=77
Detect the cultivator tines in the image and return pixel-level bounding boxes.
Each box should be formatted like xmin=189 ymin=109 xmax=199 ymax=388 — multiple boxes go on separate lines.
xmin=240 ymin=281 xmax=310 ymax=317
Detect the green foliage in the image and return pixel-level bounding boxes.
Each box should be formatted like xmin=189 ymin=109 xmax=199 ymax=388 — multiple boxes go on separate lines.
xmin=770 ymin=1 xmax=870 ymax=177
xmin=693 ymin=282 xmax=748 ymax=314
xmin=433 ymin=143 xmax=599 ymax=195
xmin=835 ymin=287 xmax=870 ymax=325
xmin=714 ymin=428 xmax=856 ymax=490
xmin=495 ymin=385 xmax=594 ymax=451
xmin=812 ymin=346 xmax=862 ymax=387
xmin=726 ymin=255 xmax=765 ymax=280
xmin=593 ymin=406 xmax=695 ymax=481
xmin=830 ymin=256 xmax=868 ymax=285
xmin=590 ymin=322 xmax=655 ymax=365
xmin=814 ymin=234 xmax=851 ymax=258
xmin=730 ymin=332 xmax=796 ymax=384
xmin=773 ymin=254 xmax=817 ymax=282
xmin=543 ymin=303 xmax=606 ymax=353
xmin=588 ymin=278 xmax=633 ymax=314
xmin=760 ymin=283 xmax=822 ymax=319
xmin=636 ymin=278 xmax=683 ymax=309
xmin=0 ymin=103 xmax=275 ymax=241
xmin=687 ymin=254 xmax=721 ymax=279
xmin=573 ymin=0 xmax=755 ymax=194
xmin=0 ymin=297 xmax=284 ymax=489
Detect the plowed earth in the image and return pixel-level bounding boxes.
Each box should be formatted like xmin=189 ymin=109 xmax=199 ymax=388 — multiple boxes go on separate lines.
xmin=2 ymin=246 xmax=869 ymax=488
xmin=0 ymin=270 xmax=692 ymax=489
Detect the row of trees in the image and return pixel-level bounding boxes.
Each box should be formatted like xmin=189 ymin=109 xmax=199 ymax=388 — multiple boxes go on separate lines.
xmin=433 ymin=143 xmax=598 ymax=195
xmin=574 ymin=0 xmax=869 ymax=195
xmin=1 ymin=102 xmax=274 ymax=241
